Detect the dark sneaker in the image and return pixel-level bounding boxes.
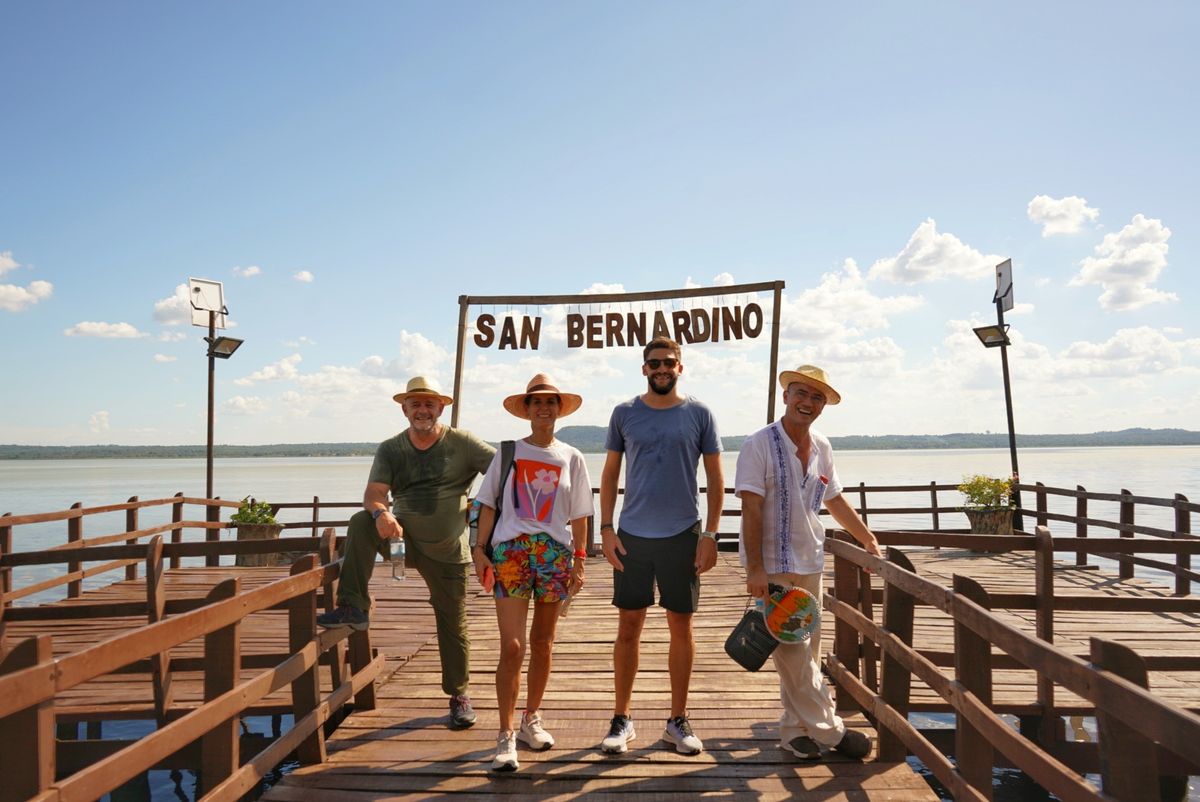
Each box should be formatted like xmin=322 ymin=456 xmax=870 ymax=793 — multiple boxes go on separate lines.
xmin=601 ymin=714 xmax=636 ymax=754
xmin=315 ymin=605 xmax=369 ymax=631
xmin=663 ymin=715 xmax=703 ymax=755
xmin=449 ymin=694 xmax=477 ymax=729
xmin=785 ymin=735 xmax=822 ymax=759
xmin=834 ymin=728 xmax=871 ymax=760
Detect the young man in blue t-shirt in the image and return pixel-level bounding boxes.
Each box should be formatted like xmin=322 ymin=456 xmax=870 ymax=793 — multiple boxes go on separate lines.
xmin=598 ymin=336 xmax=725 ymax=756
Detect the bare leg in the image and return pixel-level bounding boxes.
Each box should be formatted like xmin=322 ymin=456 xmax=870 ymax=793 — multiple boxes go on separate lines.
xmin=665 ymin=610 xmax=695 ymax=718
xmin=613 ymin=607 xmax=647 ymax=716
xmin=494 ymin=597 xmax=530 ymax=733
xmin=524 ymin=599 xmax=562 ymax=714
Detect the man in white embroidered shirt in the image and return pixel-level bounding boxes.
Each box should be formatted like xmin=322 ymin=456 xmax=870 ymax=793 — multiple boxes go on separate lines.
xmin=735 ymin=364 xmax=881 ymax=761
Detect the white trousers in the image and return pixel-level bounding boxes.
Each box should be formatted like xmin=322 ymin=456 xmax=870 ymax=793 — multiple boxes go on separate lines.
xmin=769 ymin=571 xmax=845 ymax=748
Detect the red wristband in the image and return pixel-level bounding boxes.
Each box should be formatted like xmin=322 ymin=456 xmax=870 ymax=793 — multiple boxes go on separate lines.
xmin=573 ymin=549 xmax=587 ymax=559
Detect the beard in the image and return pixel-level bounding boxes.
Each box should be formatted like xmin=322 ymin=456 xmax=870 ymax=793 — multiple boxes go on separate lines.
xmin=647 ymin=372 xmax=678 ymax=396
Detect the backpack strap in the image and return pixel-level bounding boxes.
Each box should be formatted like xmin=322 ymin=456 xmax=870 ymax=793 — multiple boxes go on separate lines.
xmin=495 ymin=440 xmax=517 ymax=517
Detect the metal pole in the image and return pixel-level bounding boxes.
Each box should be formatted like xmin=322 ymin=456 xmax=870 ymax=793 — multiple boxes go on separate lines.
xmin=996 ymin=300 xmax=1023 ymax=531
xmin=451 ymin=295 xmax=469 ymax=428
xmin=206 ymin=311 xmax=216 ymax=501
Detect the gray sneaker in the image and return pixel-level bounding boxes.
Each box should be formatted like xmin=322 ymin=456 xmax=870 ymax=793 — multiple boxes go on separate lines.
xmin=449 ymin=694 xmax=477 ymax=729
xmin=785 ymin=735 xmax=821 ymax=759
xmin=601 ymin=714 xmax=635 ymax=754
xmin=663 ymin=715 xmax=703 ymax=755
xmin=316 ymin=605 xmax=369 ymax=631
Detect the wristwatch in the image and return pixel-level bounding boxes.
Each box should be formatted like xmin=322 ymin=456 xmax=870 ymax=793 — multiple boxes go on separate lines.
xmin=371 ymin=508 xmax=387 ymax=521
xmin=699 ymin=530 xmax=718 ymax=541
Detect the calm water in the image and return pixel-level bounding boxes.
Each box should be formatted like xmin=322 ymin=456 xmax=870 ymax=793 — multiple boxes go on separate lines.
xmin=3 ymin=447 xmax=1197 ymax=801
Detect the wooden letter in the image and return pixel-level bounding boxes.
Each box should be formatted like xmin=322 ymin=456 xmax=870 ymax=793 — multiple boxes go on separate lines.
xmin=566 ymin=313 xmax=585 ymax=348
xmin=518 ymin=316 xmax=541 ymax=349
xmin=473 ymin=314 xmax=495 ymax=347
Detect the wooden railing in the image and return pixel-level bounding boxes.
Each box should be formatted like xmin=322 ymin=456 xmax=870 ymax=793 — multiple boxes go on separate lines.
xmin=0 ymin=539 xmax=381 ymax=802
xmin=826 ymin=528 xmax=1200 ymax=802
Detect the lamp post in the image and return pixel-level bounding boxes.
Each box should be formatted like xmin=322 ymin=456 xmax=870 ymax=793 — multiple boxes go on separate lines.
xmin=972 ymin=259 xmax=1023 ymax=532
xmin=189 ymin=278 xmax=243 ymax=500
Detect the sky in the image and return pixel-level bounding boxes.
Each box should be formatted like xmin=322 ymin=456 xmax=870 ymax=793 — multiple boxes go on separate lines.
xmin=2 ymin=2 xmax=1198 ymax=446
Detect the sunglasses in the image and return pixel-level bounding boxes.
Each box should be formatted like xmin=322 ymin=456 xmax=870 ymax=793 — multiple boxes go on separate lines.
xmin=645 ymin=357 xmax=678 ymax=369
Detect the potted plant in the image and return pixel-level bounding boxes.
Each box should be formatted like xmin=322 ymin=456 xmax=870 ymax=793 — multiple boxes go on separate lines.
xmin=229 ymin=496 xmax=284 ymax=566
xmin=957 ymin=474 xmax=1015 ymax=535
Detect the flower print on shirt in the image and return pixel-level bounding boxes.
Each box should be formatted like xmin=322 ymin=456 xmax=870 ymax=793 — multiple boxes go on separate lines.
xmin=513 ymin=459 xmax=562 ymax=523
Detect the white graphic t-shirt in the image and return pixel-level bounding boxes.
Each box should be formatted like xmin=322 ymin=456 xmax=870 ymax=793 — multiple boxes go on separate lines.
xmin=475 ymin=438 xmax=594 ymax=548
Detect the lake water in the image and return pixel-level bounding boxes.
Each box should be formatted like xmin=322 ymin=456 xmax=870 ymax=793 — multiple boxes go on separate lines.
xmin=3 ymin=446 xmax=1198 ymax=800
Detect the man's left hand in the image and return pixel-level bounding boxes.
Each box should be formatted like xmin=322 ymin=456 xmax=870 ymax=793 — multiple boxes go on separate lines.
xmin=694 ymin=537 xmax=717 ymax=574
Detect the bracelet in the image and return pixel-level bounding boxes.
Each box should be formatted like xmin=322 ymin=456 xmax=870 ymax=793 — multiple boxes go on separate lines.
xmin=599 ymin=522 xmax=614 ymax=532
xmin=699 ymin=530 xmax=717 ymax=541
xmin=371 ymin=508 xmax=387 ymax=520
xmin=573 ymin=549 xmax=587 ymax=559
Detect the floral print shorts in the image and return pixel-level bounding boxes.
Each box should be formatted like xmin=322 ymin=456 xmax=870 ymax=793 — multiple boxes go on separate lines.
xmin=492 ymin=531 xmax=572 ymax=602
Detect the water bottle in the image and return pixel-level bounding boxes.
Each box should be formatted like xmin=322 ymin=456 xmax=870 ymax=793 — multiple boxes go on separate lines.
xmin=391 ymin=539 xmax=406 ymax=581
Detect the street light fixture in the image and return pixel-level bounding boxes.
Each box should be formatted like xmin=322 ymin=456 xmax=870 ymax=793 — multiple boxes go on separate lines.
xmin=206 ymin=336 xmax=244 ymax=359
xmin=189 ymin=279 xmax=243 ymax=504
xmin=976 ymin=260 xmax=1023 ymax=531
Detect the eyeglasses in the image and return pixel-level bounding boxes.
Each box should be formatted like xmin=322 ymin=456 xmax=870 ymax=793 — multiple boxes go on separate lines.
xmin=645 ymin=358 xmax=678 ymax=369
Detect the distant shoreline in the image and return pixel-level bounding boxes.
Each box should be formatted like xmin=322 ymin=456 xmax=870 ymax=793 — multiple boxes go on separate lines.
xmin=2 ymin=427 xmax=1197 ymax=459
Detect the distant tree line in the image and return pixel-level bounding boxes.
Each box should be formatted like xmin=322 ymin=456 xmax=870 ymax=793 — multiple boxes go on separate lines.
xmin=2 ymin=427 xmax=1198 ymax=459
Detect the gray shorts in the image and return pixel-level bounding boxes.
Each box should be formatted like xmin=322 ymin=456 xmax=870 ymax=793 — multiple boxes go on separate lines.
xmin=611 ymin=523 xmax=700 ymax=614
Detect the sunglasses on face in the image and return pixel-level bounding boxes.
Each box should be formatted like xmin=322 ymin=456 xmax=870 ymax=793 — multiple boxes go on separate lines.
xmin=645 ymin=358 xmax=678 ymax=369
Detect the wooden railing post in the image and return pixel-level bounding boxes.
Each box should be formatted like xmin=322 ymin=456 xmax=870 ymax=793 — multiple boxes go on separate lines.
xmin=1033 ymin=526 xmax=1060 ymax=747
xmin=1091 ymin=638 xmax=1187 ymax=802
xmin=125 ymin=496 xmax=139 ymax=580
xmin=858 ymin=557 xmax=878 ymax=694
xmin=0 ymin=635 xmax=55 ymax=801
xmin=1175 ymin=494 xmax=1191 ymax=597
xmin=953 ymin=574 xmax=994 ymax=800
xmin=311 ymin=495 xmax=320 ymax=540
xmin=289 ymin=555 xmax=327 ymax=763
xmin=0 ymin=513 xmax=12 ymax=607
xmin=1075 ymin=485 xmax=1088 ymax=567
xmin=146 ymin=535 xmax=173 ymax=725
xmin=858 ymin=482 xmax=869 ymax=526
xmin=832 ymin=543 xmax=861 ymax=712
xmin=319 ymin=528 xmax=345 ymax=689
xmin=349 ymin=623 xmax=378 ymax=712
xmin=1119 ymin=489 xmax=1134 ymax=580
xmin=68 ymin=501 xmax=83 ymax=598
xmin=170 ymin=492 xmax=184 ymax=569
xmin=929 ymin=482 xmax=940 ymax=531
xmin=206 ymin=498 xmax=221 ymax=568
xmin=878 ymin=548 xmax=916 ymax=761
xmin=199 ymin=577 xmax=241 ymax=796
xmin=1035 ymin=482 xmax=1048 ymax=528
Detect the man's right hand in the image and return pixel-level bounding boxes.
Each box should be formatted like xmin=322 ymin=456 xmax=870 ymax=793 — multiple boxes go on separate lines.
xmin=601 ymin=527 xmax=625 ymax=571
xmin=745 ymin=565 xmax=769 ymax=600
xmin=375 ymin=510 xmax=403 ymax=540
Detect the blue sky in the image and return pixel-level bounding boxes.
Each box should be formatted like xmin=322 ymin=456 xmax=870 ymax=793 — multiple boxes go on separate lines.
xmin=2 ymin=2 xmax=1197 ymax=445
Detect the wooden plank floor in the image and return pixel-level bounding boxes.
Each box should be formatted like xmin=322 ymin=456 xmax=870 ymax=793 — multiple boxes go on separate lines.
xmin=264 ymin=552 xmax=935 ymax=801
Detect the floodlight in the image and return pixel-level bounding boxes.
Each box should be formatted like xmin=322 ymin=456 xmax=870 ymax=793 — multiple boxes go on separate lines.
xmin=973 ymin=324 xmax=1010 ymax=348
xmin=207 ymin=336 xmax=244 ymax=359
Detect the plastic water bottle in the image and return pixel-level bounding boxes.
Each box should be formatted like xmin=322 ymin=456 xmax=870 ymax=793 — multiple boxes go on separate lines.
xmin=391 ymin=539 xmax=406 ymax=581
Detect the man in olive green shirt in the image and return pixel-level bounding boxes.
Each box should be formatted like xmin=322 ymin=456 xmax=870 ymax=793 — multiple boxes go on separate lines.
xmin=318 ymin=376 xmax=494 ymax=728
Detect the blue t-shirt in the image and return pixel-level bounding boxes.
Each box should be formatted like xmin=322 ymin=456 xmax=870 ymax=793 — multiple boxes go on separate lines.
xmin=605 ymin=396 xmax=722 ymax=538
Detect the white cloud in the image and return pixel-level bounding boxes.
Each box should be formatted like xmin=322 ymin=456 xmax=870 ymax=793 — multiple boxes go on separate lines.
xmin=0 ymin=251 xmax=19 ymax=276
xmin=0 ymin=279 xmax=53 ymax=312
xmin=89 ymin=411 xmax=110 ymax=433
xmin=1056 ymin=326 xmax=1199 ymax=378
xmin=359 ymin=330 xmax=454 ymax=382
xmin=153 ymin=353 xmax=177 ymax=363
xmin=282 ymin=336 xmax=316 ymax=347
xmin=234 ymin=353 xmax=302 ymax=385
xmin=781 ymin=259 xmax=923 ymax=342
xmin=580 ymin=282 xmax=625 ymax=295
xmin=1069 ymin=214 xmax=1176 ymax=311
xmin=64 ymin=321 xmax=147 ymax=338
xmin=158 ymin=331 xmax=187 ymax=342
xmin=1007 ymin=302 xmax=1035 ymax=316
xmin=1027 ymin=195 xmax=1100 ymax=237
xmin=868 ymin=219 xmax=1004 ymax=284
xmin=222 ymin=396 xmax=268 ymax=415
xmin=293 ymin=270 xmax=314 ymax=283
xmin=153 ymin=284 xmax=192 ymax=325
xmin=233 ymin=265 xmax=262 ymax=278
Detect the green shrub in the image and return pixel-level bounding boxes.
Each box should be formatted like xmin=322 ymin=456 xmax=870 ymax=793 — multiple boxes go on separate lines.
xmin=230 ymin=496 xmax=277 ymax=525
xmin=957 ymin=474 xmax=1013 ymax=510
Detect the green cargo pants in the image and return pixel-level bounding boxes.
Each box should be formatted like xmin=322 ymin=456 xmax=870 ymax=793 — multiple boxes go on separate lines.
xmin=336 ymin=510 xmax=471 ymax=696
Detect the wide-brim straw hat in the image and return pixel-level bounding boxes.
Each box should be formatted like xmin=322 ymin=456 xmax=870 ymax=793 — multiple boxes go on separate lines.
xmin=502 ymin=373 xmax=583 ymax=419
xmin=392 ymin=376 xmax=454 ymax=406
xmin=778 ymin=364 xmax=841 ymax=405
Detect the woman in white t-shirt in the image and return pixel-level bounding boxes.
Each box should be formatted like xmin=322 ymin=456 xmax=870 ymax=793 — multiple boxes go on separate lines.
xmin=471 ymin=373 xmax=593 ymax=772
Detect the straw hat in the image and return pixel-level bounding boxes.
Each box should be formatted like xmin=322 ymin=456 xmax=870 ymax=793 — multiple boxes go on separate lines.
xmin=392 ymin=376 xmax=454 ymax=406
xmin=778 ymin=364 xmax=841 ymax=405
xmin=502 ymin=374 xmax=583 ymax=419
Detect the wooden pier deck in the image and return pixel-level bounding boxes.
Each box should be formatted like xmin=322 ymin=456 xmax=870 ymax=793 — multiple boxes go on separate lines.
xmin=263 ymin=551 xmax=936 ymax=801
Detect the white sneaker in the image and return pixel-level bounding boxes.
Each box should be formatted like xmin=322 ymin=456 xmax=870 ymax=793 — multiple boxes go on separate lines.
xmin=491 ymin=731 xmax=519 ymax=771
xmin=601 ymin=714 xmax=636 ymax=754
xmin=663 ymin=715 xmax=704 ymax=755
xmin=518 ymin=710 xmax=555 ymax=751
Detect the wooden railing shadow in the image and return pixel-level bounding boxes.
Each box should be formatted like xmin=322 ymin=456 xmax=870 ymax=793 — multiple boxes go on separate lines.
xmin=825 ymin=528 xmax=1200 ymax=802
xmin=0 ymin=544 xmax=382 ymax=802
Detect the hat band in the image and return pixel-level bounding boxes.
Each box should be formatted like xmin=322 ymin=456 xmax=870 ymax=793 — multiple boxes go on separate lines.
xmin=526 ymin=384 xmax=559 ymax=394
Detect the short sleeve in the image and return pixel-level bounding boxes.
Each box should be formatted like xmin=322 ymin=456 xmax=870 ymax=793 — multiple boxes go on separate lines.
xmin=367 ymin=440 xmax=394 ymax=487
xmin=604 ymin=406 xmax=626 ymax=453
xmin=474 ymin=451 xmax=503 ymax=509
xmin=700 ymin=404 xmax=722 ymax=455
xmin=567 ymin=451 xmax=595 ymax=520
xmin=465 ymin=430 xmax=497 ymax=474
xmin=734 ymin=434 xmax=767 ymax=499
